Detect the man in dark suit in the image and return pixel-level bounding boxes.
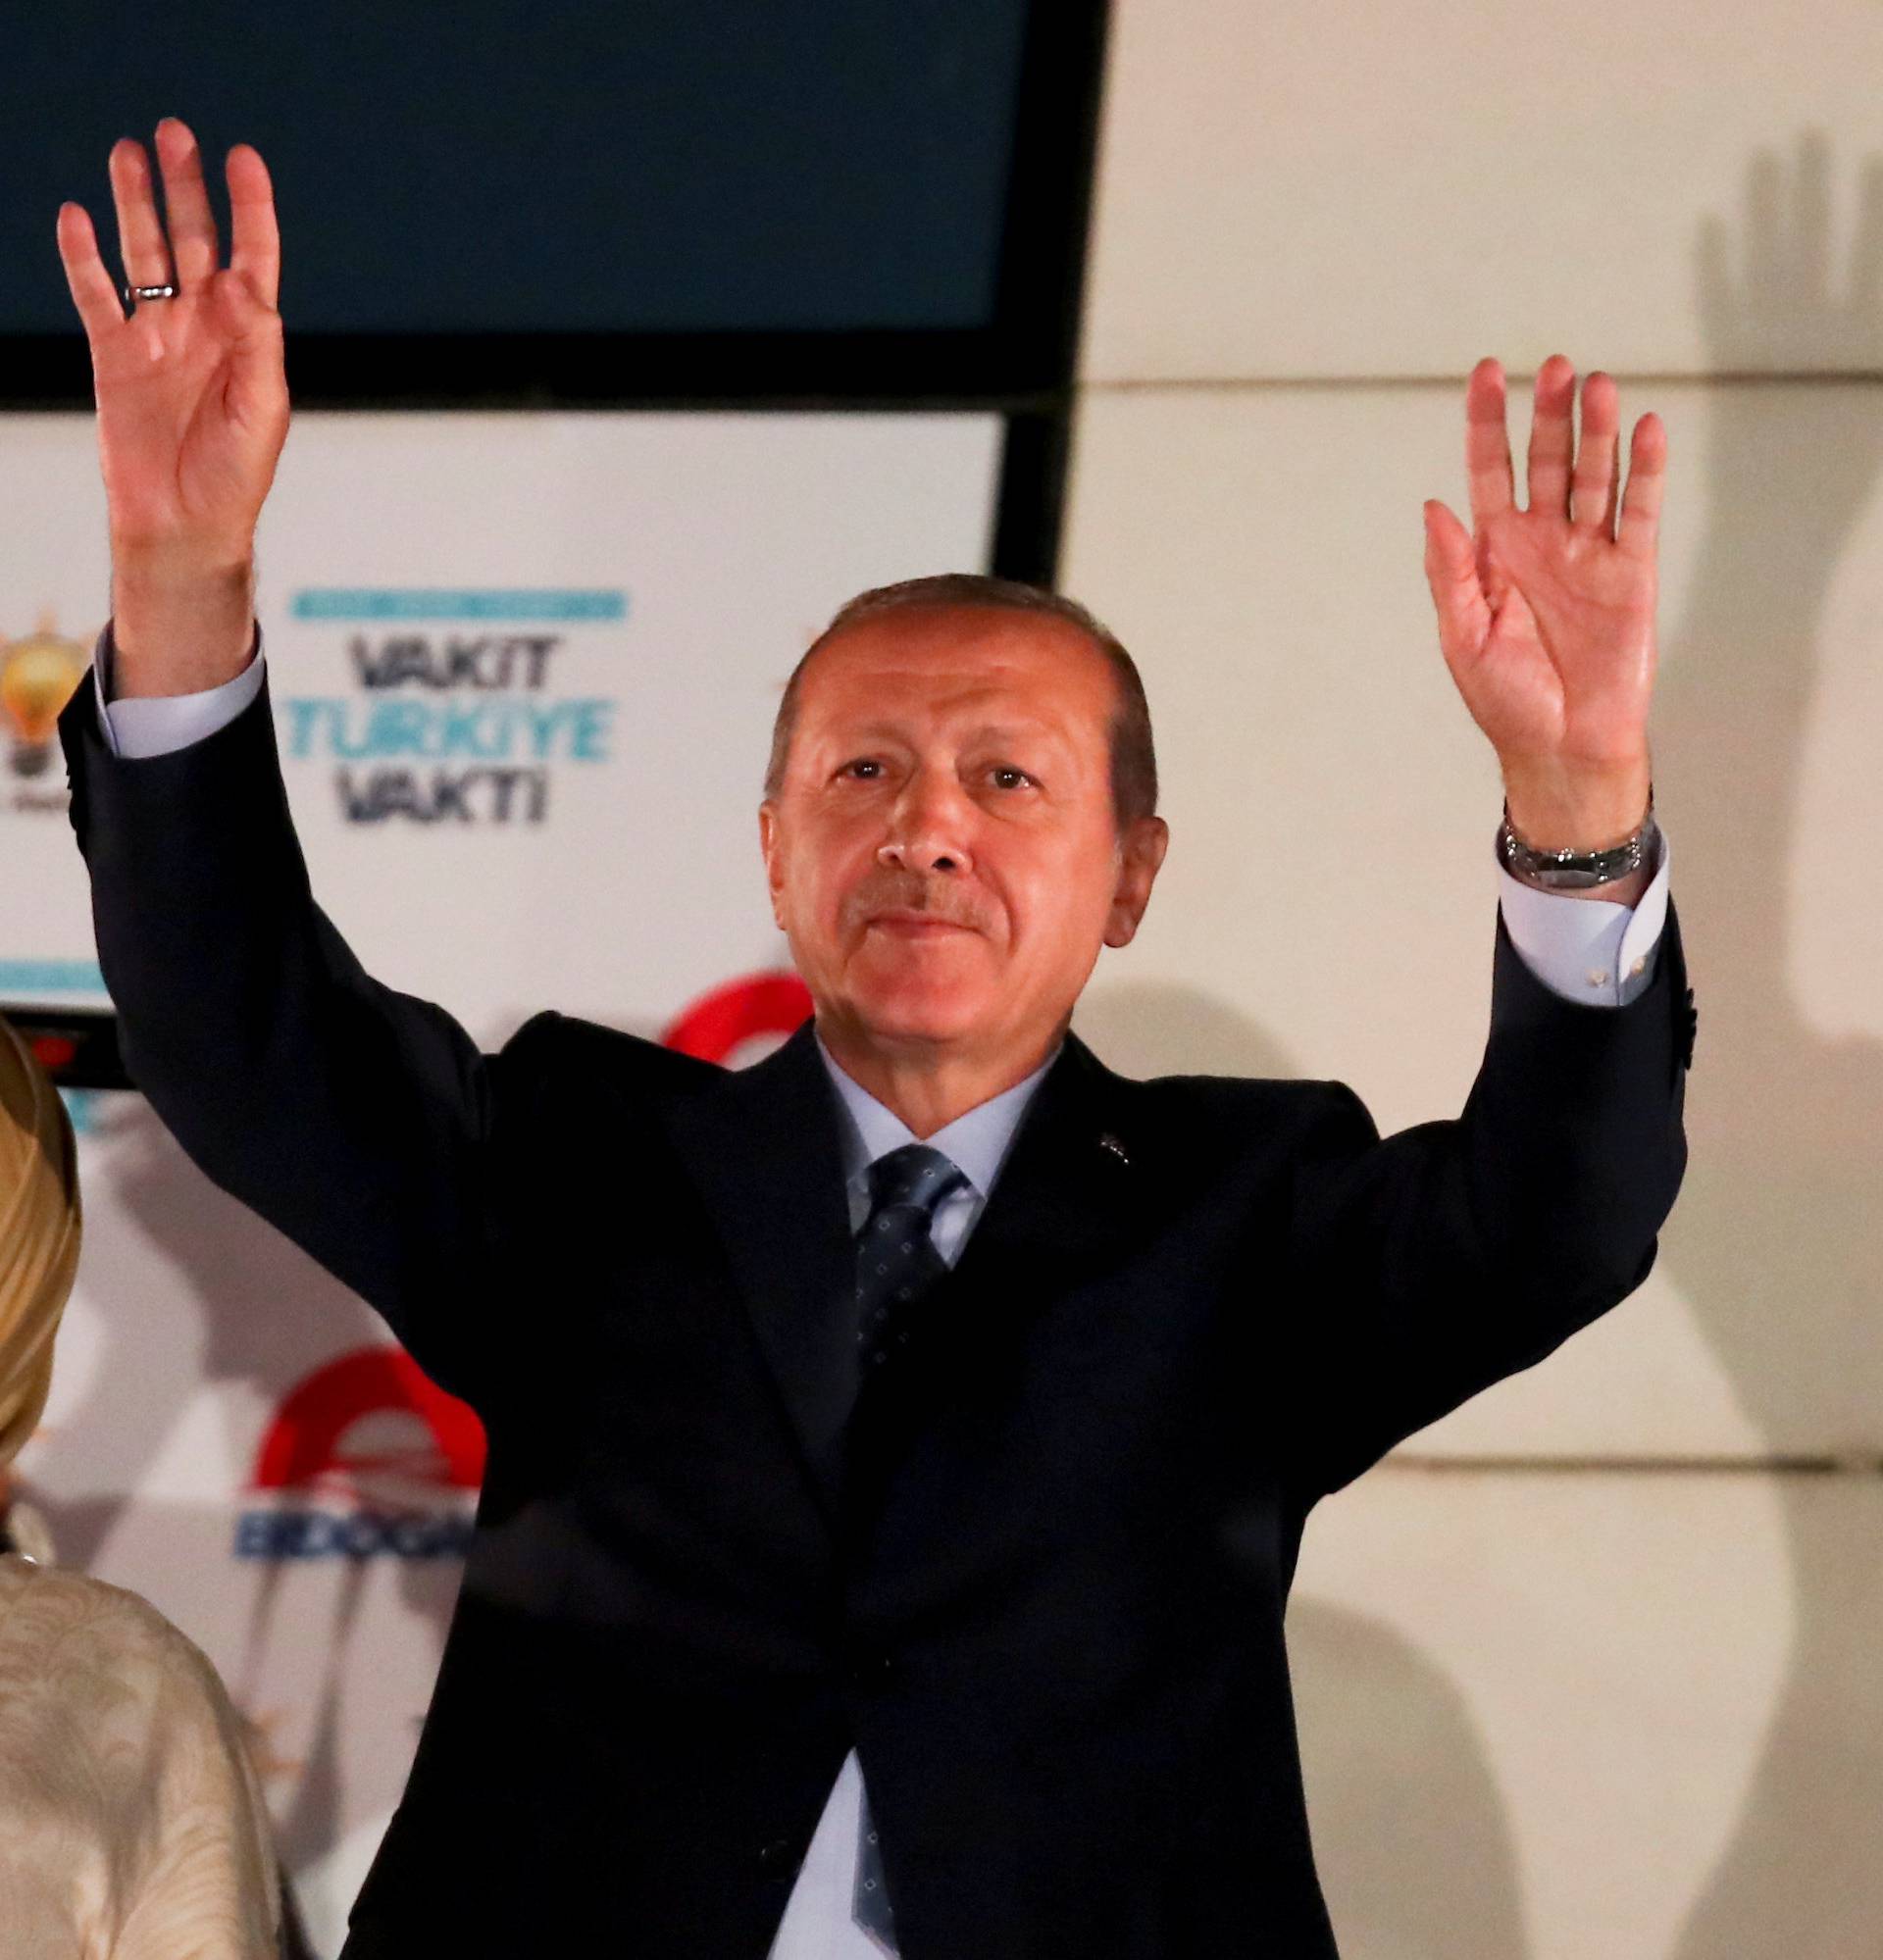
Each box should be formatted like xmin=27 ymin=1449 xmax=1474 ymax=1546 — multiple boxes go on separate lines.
xmin=55 ymin=123 xmax=1688 ymax=1957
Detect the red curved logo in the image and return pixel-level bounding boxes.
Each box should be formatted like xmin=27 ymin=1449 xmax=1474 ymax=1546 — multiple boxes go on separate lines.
xmin=661 ymin=970 xmax=811 ymax=1065
xmin=252 ymin=1347 xmax=485 ymax=1497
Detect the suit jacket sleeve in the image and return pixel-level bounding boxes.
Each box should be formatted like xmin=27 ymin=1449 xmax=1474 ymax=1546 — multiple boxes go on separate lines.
xmin=1278 ymin=906 xmax=1693 ymax=1498
xmin=59 ymin=667 xmax=550 ymax=1410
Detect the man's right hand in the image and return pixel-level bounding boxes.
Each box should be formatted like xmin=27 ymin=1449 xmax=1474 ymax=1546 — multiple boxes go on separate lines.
xmin=56 ymin=119 xmax=288 ymax=697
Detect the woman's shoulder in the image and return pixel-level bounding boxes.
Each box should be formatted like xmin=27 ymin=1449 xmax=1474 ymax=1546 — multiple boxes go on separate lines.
xmin=0 ymin=1558 xmax=281 ymax=1949
xmin=0 ymin=1554 xmax=248 ymax=1761
xmin=0 ymin=1552 xmax=210 ymax=1669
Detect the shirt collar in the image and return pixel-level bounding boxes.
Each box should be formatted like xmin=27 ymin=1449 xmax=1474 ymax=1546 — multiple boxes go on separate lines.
xmin=816 ymin=1033 xmax=1055 ymax=1200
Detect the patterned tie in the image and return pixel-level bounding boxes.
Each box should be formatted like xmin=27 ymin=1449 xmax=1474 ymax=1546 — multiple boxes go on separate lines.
xmin=853 ymin=1143 xmax=968 ymax=1376
xmin=851 ymin=1142 xmax=966 ymax=1954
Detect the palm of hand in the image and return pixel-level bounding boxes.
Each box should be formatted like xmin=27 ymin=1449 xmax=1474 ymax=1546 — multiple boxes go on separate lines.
xmin=1465 ymin=507 xmax=1656 ymax=770
xmin=93 ymin=297 xmax=280 ymax=550
xmin=57 ymin=126 xmax=286 ymax=562
xmin=1423 ymin=356 xmax=1665 ymax=791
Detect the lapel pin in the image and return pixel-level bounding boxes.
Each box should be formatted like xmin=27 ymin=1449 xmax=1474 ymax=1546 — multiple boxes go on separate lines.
xmin=1096 ymin=1131 xmax=1130 ymax=1167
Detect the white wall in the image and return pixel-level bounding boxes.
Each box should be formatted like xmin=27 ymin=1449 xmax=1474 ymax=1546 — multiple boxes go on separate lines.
xmin=1064 ymin=4 xmax=1883 ymax=1950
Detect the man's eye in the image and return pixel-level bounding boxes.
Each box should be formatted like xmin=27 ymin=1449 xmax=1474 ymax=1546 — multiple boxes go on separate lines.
xmin=990 ymin=766 xmax=1035 ymax=790
xmin=840 ymin=759 xmax=884 ymax=780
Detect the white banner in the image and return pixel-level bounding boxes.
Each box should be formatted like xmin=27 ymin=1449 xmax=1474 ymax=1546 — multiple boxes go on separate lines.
xmin=3 ymin=408 xmax=1003 ymax=1951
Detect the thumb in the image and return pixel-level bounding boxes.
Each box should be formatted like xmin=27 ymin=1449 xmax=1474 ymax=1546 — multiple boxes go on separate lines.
xmin=210 ymin=265 xmax=279 ymax=336
xmin=211 ymin=269 xmax=287 ymax=434
xmin=1421 ymin=499 xmax=1488 ymax=668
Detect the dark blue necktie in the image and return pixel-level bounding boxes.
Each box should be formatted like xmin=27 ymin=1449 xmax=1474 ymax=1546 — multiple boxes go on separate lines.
xmin=851 ymin=1142 xmax=966 ymax=1953
xmin=853 ymin=1143 xmax=968 ymax=1376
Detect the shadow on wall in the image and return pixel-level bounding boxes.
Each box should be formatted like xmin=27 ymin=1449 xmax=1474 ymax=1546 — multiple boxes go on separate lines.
xmin=1660 ymin=133 xmax=1883 ymax=1959
xmin=1289 ymin=1600 xmax=1530 ymax=1960
xmin=1073 ymin=984 xmax=1532 ymax=1960
xmin=25 ymin=1095 xmax=465 ymax=1918
xmin=1089 ymin=135 xmax=1883 ymax=1955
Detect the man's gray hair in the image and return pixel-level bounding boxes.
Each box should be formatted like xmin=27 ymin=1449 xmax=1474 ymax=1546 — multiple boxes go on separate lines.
xmin=762 ymin=573 xmax=1158 ymax=828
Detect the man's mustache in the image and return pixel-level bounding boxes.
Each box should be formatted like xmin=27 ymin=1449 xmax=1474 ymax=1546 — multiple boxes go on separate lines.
xmin=840 ymin=872 xmax=992 ymax=935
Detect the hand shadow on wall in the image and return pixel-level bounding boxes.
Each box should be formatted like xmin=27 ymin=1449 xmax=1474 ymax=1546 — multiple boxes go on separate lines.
xmin=1660 ymin=135 xmax=1883 ymax=1959
xmin=1075 ymin=984 xmax=1532 ymax=1960
xmin=27 ymin=1096 xmax=465 ymax=1917
xmin=34 ymin=1096 xmax=382 ymax=1569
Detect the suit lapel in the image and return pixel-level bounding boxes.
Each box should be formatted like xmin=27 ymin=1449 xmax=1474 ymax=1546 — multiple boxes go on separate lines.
xmin=662 ymin=1024 xmax=856 ymax=1525
xmin=663 ymin=1028 xmax=1145 ymax=1520
xmin=941 ymin=1033 xmax=1143 ymax=1337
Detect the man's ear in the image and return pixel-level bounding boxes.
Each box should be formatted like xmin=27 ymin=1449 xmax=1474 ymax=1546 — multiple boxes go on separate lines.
xmin=759 ymin=801 xmax=788 ymax=930
xmin=1103 ymin=816 xmax=1170 ymax=949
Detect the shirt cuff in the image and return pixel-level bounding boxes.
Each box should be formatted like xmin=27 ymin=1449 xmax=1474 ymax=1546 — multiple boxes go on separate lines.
xmin=1497 ymin=832 xmax=1671 ymax=1009
xmin=91 ymin=625 xmax=266 ymax=760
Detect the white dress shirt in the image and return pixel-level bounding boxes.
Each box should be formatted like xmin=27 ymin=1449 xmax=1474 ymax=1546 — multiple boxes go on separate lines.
xmin=767 ymin=1045 xmax=1050 ymax=1959
xmin=89 ymin=634 xmax=1670 ymax=1952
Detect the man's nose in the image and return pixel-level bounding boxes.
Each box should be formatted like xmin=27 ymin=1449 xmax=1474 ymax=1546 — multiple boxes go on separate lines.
xmin=878 ymin=770 xmax=974 ymax=877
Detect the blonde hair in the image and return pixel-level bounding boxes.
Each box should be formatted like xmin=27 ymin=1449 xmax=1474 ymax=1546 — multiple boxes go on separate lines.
xmin=0 ymin=1019 xmax=80 ymax=1472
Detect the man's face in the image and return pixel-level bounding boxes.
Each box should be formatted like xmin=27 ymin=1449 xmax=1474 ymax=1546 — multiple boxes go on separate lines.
xmin=760 ymin=605 xmax=1167 ymax=1074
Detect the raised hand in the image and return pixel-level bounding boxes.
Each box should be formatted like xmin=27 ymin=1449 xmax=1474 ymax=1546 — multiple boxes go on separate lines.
xmin=56 ymin=119 xmax=289 ymax=694
xmin=1422 ymin=356 xmax=1664 ymax=858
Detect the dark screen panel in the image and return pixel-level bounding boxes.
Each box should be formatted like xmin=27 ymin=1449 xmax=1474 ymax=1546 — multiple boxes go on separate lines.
xmin=6 ymin=0 xmax=1031 ymax=336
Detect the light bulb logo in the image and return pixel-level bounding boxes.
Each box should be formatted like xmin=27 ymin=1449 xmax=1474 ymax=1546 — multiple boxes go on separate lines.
xmin=0 ymin=615 xmax=89 ymax=779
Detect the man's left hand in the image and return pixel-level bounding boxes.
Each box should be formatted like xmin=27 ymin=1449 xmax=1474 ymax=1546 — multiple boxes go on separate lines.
xmin=1422 ymin=355 xmax=1665 ymax=866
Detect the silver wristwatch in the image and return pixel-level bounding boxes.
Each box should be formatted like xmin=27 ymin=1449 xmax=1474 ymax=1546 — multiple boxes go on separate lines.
xmin=1497 ymin=798 xmax=1659 ymax=891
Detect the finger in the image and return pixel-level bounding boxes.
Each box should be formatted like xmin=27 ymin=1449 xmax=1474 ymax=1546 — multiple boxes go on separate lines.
xmin=1696 ymin=213 xmax=1735 ymax=353
xmin=1525 ymin=354 xmax=1576 ymax=517
xmin=1746 ymin=150 xmax=1784 ymax=304
xmin=1793 ymin=130 xmax=1832 ymax=307
xmin=227 ymin=144 xmax=280 ymax=311
xmin=107 ymin=137 xmax=174 ymax=292
xmin=1847 ymin=159 xmax=1883 ymax=321
xmin=154 ymin=118 xmax=220 ymax=287
xmin=1422 ymin=499 xmax=1491 ymax=668
xmin=1617 ymin=413 xmax=1668 ymax=559
xmin=1571 ymin=372 xmax=1621 ymax=533
xmin=1463 ymin=357 xmax=1514 ymax=528
xmin=210 ymin=269 xmax=288 ymax=427
xmin=56 ymin=203 xmax=128 ymax=341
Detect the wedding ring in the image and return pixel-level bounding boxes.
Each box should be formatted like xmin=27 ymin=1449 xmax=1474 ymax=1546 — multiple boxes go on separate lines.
xmin=124 ymin=283 xmax=178 ymax=304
